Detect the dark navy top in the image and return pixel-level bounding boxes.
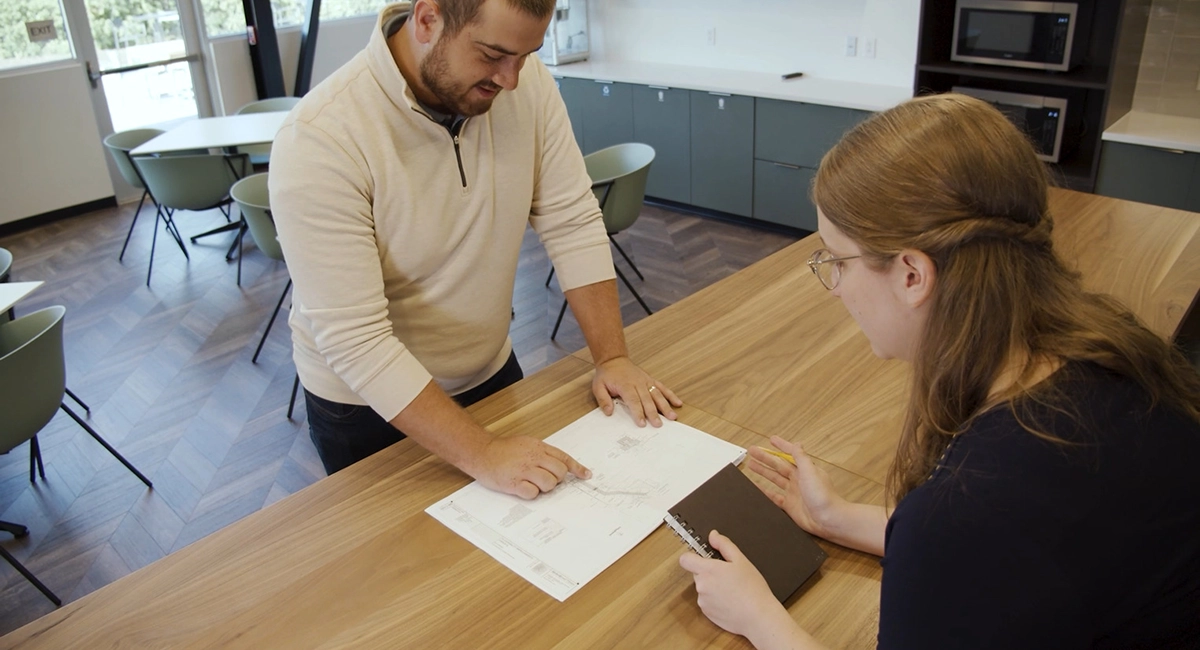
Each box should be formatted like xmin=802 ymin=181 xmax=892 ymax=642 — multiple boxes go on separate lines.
xmin=879 ymin=362 xmax=1200 ymax=649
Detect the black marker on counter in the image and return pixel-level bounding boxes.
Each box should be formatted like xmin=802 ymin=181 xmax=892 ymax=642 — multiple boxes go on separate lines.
xmin=781 ymin=72 xmax=804 ymax=80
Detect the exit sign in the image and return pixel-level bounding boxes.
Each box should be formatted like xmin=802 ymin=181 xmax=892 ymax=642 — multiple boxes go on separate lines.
xmin=26 ymin=20 xmax=57 ymax=43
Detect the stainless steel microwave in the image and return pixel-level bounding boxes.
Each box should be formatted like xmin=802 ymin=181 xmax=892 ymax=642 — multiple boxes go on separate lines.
xmin=952 ymin=1 xmax=1085 ymax=71
xmin=954 ymin=87 xmax=1067 ymax=162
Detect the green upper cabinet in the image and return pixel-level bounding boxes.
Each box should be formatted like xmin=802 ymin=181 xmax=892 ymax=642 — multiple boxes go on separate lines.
xmin=580 ymin=81 xmax=634 ymax=155
xmin=632 ymin=85 xmax=691 ymax=205
xmin=554 ymin=77 xmax=588 ymax=151
xmin=755 ymin=99 xmax=870 ymax=169
xmin=1096 ymin=141 xmax=1198 ymax=211
xmin=690 ymin=91 xmax=755 ymax=217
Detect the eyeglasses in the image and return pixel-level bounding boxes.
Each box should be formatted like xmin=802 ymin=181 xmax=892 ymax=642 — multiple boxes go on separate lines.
xmin=807 ymin=248 xmax=861 ymax=290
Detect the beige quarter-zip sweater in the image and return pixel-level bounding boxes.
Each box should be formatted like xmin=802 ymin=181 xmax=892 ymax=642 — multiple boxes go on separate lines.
xmin=269 ymin=3 xmax=613 ymax=421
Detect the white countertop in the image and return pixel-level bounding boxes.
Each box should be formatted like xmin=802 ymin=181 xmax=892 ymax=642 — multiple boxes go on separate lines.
xmin=1102 ymin=111 xmax=1200 ymax=154
xmin=545 ymin=60 xmax=913 ymax=113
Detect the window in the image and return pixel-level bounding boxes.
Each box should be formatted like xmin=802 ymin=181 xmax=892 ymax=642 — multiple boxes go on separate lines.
xmin=0 ymin=0 xmax=73 ymax=71
xmin=199 ymin=0 xmax=383 ymax=39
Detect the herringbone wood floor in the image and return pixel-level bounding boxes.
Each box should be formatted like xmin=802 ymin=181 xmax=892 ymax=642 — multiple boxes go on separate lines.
xmin=0 ymin=199 xmax=797 ymax=634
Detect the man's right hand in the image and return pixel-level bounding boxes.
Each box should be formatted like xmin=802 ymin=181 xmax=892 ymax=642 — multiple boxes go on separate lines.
xmin=470 ymin=436 xmax=591 ymax=500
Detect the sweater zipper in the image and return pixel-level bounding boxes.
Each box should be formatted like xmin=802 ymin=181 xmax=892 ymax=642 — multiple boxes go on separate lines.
xmin=451 ymin=120 xmax=467 ymax=189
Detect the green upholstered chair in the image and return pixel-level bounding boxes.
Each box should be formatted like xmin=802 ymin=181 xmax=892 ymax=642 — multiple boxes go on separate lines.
xmin=230 ymin=173 xmax=302 ymax=418
xmin=0 ymin=248 xmax=90 ymax=412
xmin=0 ymin=306 xmax=152 ymax=605
xmin=547 ymin=142 xmax=656 ymax=339
xmin=102 ymin=128 xmax=175 ymax=262
xmin=133 ymin=153 xmax=249 ymax=286
xmin=235 ymin=97 xmax=300 ymax=166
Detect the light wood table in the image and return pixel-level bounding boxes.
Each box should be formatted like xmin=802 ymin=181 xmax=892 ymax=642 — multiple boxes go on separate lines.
xmin=129 ymin=112 xmax=290 ymax=155
xmin=3 ymin=189 xmax=1198 ymax=649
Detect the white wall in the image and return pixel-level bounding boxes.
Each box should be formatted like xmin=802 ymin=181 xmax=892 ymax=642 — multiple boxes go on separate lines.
xmin=0 ymin=62 xmax=114 ymax=225
xmin=209 ymin=15 xmax=375 ymax=116
xmin=588 ymin=0 xmax=920 ymax=88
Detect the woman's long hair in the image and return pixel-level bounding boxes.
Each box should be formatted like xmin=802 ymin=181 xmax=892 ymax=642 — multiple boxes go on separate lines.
xmin=812 ymin=93 xmax=1200 ymax=501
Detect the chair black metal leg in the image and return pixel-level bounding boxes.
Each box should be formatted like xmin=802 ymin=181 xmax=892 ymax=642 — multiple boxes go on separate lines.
xmin=609 ymin=235 xmax=644 ymax=281
xmin=190 ymin=221 xmax=241 ymax=243
xmin=614 ymin=265 xmax=653 ymax=316
xmin=27 ymin=435 xmax=45 ymax=483
xmin=147 ymin=207 xmax=161 ymax=286
xmin=220 ymin=203 xmax=231 ymax=222
xmin=232 ymin=223 xmax=248 ymax=285
xmin=161 ymin=209 xmax=189 ymax=260
xmin=287 ymin=374 xmax=301 ymax=420
xmin=550 ymin=299 xmax=570 ymax=340
xmin=60 ymin=404 xmax=152 ymax=488
xmin=225 ymin=220 xmax=248 ymax=263
xmin=0 ymin=544 xmax=61 ymax=606
xmin=253 ymin=279 xmax=292 ymax=364
xmin=64 ymin=387 xmax=90 ymax=413
xmin=118 ymin=190 xmax=149 ymax=262
xmin=0 ymin=521 xmax=26 ymax=537
xmin=545 ymin=267 xmax=555 ymax=287
xmin=33 ymin=436 xmax=45 ymax=481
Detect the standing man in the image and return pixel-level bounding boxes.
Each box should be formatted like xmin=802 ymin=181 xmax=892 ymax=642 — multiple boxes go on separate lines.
xmin=270 ymin=0 xmax=682 ymax=499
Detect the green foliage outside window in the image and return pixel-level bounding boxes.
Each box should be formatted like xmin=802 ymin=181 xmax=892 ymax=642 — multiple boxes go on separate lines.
xmin=0 ymin=0 xmax=71 ymax=65
xmin=203 ymin=0 xmax=387 ymax=38
xmin=0 ymin=0 xmax=386 ymax=67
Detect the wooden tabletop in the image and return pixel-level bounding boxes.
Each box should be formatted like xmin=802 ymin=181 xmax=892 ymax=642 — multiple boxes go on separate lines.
xmin=130 ymin=112 xmax=290 ymax=156
xmin=4 ymin=189 xmax=1198 ymax=649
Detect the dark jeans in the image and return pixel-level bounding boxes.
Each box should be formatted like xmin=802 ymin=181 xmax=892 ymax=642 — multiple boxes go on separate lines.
xmin=304 ymin=351 xmax=524 ymax=475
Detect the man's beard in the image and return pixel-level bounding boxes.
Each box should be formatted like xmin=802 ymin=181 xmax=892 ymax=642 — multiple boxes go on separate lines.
xmin=419 ymin=40 xmax=500 ymax=117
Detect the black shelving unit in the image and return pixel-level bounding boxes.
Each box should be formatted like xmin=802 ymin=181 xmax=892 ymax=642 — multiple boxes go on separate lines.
xmin=914 ymin=0 xmax=1152 ymax=192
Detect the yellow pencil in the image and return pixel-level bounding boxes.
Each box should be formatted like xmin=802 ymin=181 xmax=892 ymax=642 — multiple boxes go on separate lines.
xmin=755 ymin=446 xmax=795 ymax=465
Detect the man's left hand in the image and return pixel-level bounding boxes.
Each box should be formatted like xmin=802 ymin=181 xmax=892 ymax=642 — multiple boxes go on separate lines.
xmin=592 ymin=356 xmax=682 ymax=426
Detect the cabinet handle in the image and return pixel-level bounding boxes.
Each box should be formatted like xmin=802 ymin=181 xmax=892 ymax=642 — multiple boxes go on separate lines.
xmin=1158 ymin=148 xmax=1186 ymax=155
xmin=708 ymin=91 xmax=732 ymax=97
xmin=771 ymin=162 xmax=802 ymax=170
xmin=648 ymin=85 xmax=670 ymax=90
xmin=594 ymin=79 xmax=614 ymax=84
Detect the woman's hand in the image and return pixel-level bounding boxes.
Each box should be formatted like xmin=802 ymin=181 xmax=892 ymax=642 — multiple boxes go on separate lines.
xmin=747 ymin=436 xmax=847 ymax=538
xmin=748 ymin=436 xmax=888 ymax=556
xmin=679 ymin=531 xmax=825 ymax=650
xmin=679 ymin=530 xmax=789 ymax=638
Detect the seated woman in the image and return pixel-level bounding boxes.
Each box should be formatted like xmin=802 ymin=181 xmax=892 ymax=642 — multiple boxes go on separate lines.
xmin=678 ymin=93 xmax=1200 ymax=649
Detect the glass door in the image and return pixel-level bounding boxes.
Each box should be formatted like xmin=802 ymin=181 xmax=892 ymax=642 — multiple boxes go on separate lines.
xmin=64 ymin=0 xmax=214 ymax=133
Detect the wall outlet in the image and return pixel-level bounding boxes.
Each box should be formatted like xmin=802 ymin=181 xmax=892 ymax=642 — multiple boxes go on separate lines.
xmin=706 ymin=27 xmax=717 ymax=47
xmin=845 ymin=36 xmax=857 ymax=57
xmin=863 ymin=38 xmax=877 ymax=59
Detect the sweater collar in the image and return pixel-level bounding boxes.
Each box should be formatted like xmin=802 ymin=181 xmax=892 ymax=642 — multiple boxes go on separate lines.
xmin=368 ymin=2 xmax=438 ymax=121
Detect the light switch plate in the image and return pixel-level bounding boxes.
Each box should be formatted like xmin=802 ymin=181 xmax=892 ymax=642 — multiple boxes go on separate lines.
xmin=845 ymin=36 xmax=857 ymax=57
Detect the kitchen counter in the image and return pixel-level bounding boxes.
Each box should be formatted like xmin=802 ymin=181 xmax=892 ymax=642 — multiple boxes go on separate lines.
xmin=1103 ymin=110 xmax=1200 ymax=154
xmin=545 ymin=59 xmax=913 ymax=113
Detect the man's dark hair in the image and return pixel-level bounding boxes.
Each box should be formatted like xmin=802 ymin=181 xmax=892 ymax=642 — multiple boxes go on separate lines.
xmin=437 ymin=0 xmax=556 ymax=35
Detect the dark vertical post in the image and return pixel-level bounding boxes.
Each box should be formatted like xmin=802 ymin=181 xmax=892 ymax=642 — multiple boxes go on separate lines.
xmin=295 ymin=0 xmax=322 ymax=96
xmin=242 ymin=0 xmax=287 ymax=98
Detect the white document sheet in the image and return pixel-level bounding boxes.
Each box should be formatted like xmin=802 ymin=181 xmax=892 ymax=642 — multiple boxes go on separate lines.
xmin=425 ymin=406 xmax=746 ymax=601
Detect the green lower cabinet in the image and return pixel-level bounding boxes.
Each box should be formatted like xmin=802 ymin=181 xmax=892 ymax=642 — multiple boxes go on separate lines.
xmin=633 ymin=85 xmax=691 ymax=204
xmin=581 ymin=81 xmax=634 ymax=155
xmin=554 ymin=77 xmax=588 ymax=151
xmin=753 ymin=160 xmax=817 ymax=231
xmin=690 ymin=91 xmax=755 ymax=217
xmin=1095 ymin=141 xmax=1198 ymax=211
xmin=1189 ymin=165 xmax=1200 ymax=214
